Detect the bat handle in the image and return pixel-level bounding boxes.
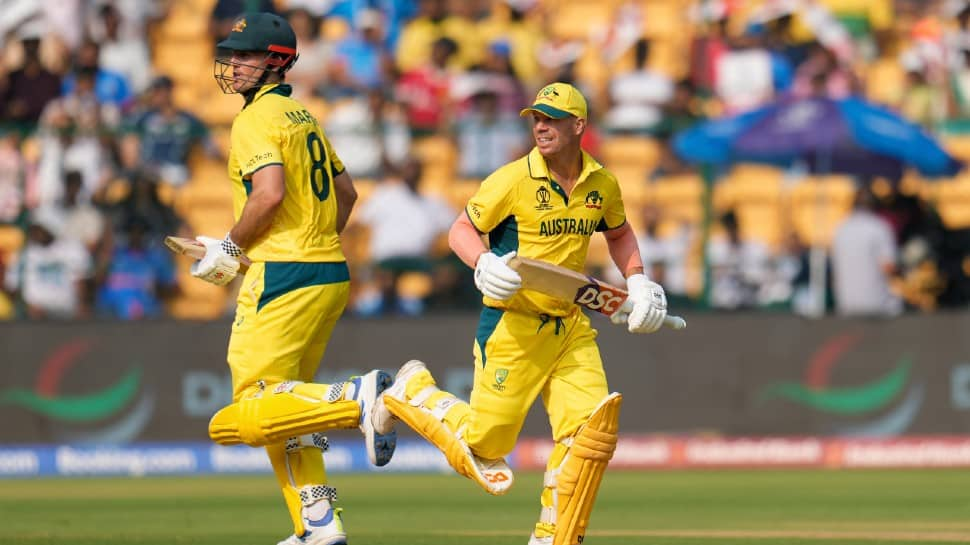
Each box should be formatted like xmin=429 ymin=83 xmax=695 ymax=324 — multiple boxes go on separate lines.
xmin=664 ymin=315 xmax=687 ymax=330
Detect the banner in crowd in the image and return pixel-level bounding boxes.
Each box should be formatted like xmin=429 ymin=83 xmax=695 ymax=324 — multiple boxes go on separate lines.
xmin=2 ymin=313 xmax=970 ymax=444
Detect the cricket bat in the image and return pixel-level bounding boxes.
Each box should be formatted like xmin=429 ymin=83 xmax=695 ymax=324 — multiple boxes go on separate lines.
xmin=164 ymin=236 xmax=252 ymax=271
xmin=508 ymin=256 xmax=687 ymax=330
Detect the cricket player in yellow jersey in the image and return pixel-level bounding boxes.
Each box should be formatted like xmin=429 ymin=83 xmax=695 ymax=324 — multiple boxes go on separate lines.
xmin=188 ymin=13 xmax=396 ymax=545
xmin=372 ymin=83 xmax=669 ymax=545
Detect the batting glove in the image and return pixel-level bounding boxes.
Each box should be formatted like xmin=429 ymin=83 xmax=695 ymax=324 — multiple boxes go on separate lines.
xmin=625 ymin=273 xmax=667 ymax=334
xmin=609 ymin=298 xmax=633 ymax=326
xmin=474 ymin=251 xmax=522 ymax=301
xmin=190 ymin=235 xmax=241 ymax=286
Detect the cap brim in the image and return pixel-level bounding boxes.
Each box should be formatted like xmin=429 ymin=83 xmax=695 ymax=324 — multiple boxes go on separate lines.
xmin=519 ymin=104 xmax=572 ymax=119
xmin=216 ymin=36 xmax=252 ymax=51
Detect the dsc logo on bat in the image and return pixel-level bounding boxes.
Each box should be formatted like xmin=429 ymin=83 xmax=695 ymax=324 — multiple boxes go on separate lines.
xmin=575 ymin=284 xmax=625 ymax=313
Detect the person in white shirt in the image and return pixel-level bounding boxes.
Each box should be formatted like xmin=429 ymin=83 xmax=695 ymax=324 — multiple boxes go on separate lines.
xmin=37 ymin=170 xmax=106 ymax=253
xmin=455 ymin=85 xmax=529 ymax=179
xmin=4 ymin=208 xmax=92 ymax=319
xmin=707 ymin=209 xmax=771 ymax=309
xmin=96 ymin=3 xmax=152 ymax=94
xmin=831 ymin=185 xmax=902 ymax=317
xmin=354 ymin=158 xmax=455 ymax=315
xmin=325 ymin=88 xmax=410 ymax=178
xmin=604 ymin=38 xmax=673 ymax=133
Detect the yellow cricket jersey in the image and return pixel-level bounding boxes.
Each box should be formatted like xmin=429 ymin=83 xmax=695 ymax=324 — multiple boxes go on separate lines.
xmin=228 ymin=84 xmax=346 ymax=263
xmin=466 ymin=147 xmax=626 ymax=317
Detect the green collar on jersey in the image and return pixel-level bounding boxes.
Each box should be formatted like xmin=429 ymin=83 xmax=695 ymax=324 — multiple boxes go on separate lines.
xmin=243 ymin=83 xmax=293 ymax=107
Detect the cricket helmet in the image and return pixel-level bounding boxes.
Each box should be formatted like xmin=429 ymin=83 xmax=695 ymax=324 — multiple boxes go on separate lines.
xmin=214 ymin=12 xmax=299 ymax=94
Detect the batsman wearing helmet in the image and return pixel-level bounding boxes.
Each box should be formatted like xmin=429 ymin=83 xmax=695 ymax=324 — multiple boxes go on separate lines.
xmin=372 ymin=83 xmax=669 ymax=545
xmin=190 ymin=12 xmax=396 ymax=545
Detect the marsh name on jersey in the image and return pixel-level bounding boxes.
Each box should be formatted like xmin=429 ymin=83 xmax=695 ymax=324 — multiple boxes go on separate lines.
xmin=284 ymin=109 xmax=315 ymax=125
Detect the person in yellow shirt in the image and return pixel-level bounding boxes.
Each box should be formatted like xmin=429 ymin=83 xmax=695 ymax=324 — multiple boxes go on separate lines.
xmin=373 ymin=83 xmax=670 ymax=545
xmin=395 ymin=0 xmax=482 ymax=71
xmin=189 ymin=12 xmax=396 ymax=545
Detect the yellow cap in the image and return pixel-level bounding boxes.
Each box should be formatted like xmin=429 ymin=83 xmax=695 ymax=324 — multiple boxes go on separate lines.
xmin=519 ymin=82 xmax=587 ymax=120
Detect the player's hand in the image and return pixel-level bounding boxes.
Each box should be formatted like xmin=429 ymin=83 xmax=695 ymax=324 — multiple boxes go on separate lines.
xmin=474 ymin=251 xmax=522 ymax=301
xmin=609 ymin=298 xmax=633 ymax=326
xmin=190 ymin=235 xmax=240 ymax=286
xmin=625 ymin=273 xmax=667 ymax=334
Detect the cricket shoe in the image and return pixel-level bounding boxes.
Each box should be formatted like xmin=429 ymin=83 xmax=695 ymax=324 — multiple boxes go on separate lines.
xmin=371 ymin=359 xmax=428 ymax=435
xmin=347 ymin=369 xmax=397 ymax=466
xmin=276 ymin=503 xmax=346 ymax=545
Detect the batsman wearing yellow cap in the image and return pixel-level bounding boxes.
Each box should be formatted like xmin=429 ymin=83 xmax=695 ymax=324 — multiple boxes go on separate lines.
xmin=187 ymin=12 xmax=397 ymax=545
xmin=372 ymin=82 xmax=670 ymax=545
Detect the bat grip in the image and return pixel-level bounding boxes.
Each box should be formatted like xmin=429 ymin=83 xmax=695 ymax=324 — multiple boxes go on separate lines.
xmin=664 ymin=315 xmax=687 ymax=330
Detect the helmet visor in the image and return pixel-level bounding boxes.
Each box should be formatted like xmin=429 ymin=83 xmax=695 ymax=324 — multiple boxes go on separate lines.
xmin=213 ymin=48 xmax=273 ymax=94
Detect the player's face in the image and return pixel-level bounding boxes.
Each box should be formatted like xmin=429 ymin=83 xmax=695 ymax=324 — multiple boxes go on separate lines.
xmin=229 ymin=51 xmax=268 ymax=92
xmin=530 ymin=112 xmax=583 ymax=156
xmin=215 ymin=49 xmax=270 ymax=94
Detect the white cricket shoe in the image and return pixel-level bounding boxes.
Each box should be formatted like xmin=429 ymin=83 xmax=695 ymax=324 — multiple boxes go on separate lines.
xmin=372 ymin=359 xmax=427 ymax=435
xmin=276 ymin=503 xmax=346 ymax=545
xmin=349 ymin=369 xmax=397 ymax=466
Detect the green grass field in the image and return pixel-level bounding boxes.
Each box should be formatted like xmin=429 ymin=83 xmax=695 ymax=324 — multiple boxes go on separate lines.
xmin=2 ymin=470 xmax=969 ymax=544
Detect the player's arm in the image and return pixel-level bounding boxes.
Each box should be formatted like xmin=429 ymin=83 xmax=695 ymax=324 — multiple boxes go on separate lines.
xmin=449 ymin=212 xmax=521 ymax=300
xmin=602 ymin=222 xmax=643 ymax=278
xmin=448 ymin=212 xmax=487 ymax=269
xmin=190 ymin=164 xmax=283 ymax=286
xmin=602 ymin=222 xmax=667 ymax=333
xmin=333 ymin=170 xmax=357 ymax=234
xmin=229 ymin=164 xmax=285 ymax=248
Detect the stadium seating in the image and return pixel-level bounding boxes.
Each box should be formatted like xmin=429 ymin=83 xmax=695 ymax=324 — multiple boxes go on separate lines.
xmin=0 ymin=225 xmax=24 ymax=264
xmin=788 ymin=175 xmax=856 ymax=247
xmin=930 ymin=172 xmax=970 ymax=229
xmin=598 ymin=136 xmax=662 ymax=172
xmin=412 ymin=136 xmax=459 ymax=189
xmin=549 ymin=2 xmax=612 ymax=40
xmin=714 ymin=164 xmax=786 ymax=249
xmin=646 ymin=173 xmax=705 ymax=238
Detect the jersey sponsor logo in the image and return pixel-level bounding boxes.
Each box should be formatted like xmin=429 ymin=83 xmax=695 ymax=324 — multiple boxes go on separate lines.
xmin=538 ymin=217 xmax=598 ymax=237
xmin=469 ymin=204 xmax=481 ymax=220
xmin=584 ymin=190 xmax=603 ymax=209
xmin=285 ymin=109 xmax=315 ymax=125
xmin=245 ymin=152 xmax=274 ymax=168
xmin=535 ymin=185 xmax=553 ymax=211
xmin=575 ymin=284 xmax=625 ymax=313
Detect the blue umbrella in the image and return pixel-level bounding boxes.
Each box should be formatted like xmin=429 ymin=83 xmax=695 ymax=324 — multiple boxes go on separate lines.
xmin=674 ymin=96 xmax=963 ymax=179
xmin=672 ymin=96 xmax=962 ymax=315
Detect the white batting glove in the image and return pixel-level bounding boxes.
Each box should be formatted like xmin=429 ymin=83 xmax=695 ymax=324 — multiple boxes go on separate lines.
xmin=190 ymin=235 xmax=241 ymax=286
xmin=474 ymin=251 xmax=522 ymax=301
xmin=625 ymin=273 xmax=667 ymax=334
xmin=609 ymin=298 xmax=633 ymax=326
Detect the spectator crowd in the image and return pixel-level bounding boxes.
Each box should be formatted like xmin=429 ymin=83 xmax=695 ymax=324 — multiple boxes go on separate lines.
xmin=1 ymin=0 xmax=970 ymax=321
